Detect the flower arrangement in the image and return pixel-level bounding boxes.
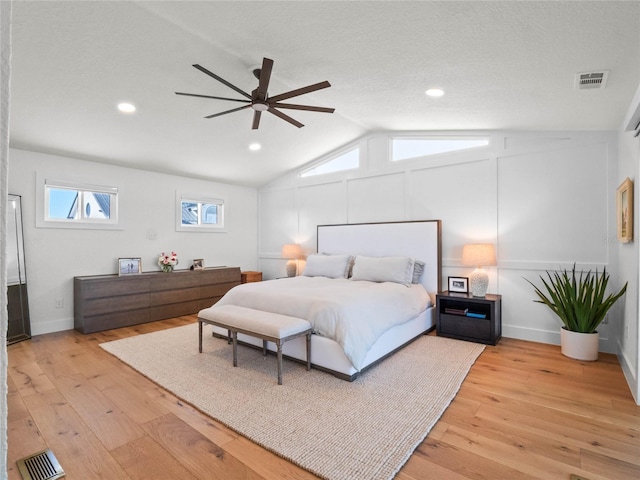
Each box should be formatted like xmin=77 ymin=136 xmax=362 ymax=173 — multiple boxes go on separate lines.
xmin=158 ymin=251 xmax=178 ymax=273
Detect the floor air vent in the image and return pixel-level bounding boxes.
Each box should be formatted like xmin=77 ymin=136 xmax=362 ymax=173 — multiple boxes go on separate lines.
xmin=17 ymin=449 xmax=65 ymax=480
xmin=576 ymin=71 xmax=609 ymax=89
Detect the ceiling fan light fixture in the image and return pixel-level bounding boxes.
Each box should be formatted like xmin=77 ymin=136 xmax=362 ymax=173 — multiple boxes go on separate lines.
xmin=251 ymin=102 xmax=269 ymax=112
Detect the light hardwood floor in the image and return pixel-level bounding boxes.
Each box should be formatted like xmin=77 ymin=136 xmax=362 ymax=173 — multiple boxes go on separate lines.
xmin=7 ymin=315 xmax=640 ymax=480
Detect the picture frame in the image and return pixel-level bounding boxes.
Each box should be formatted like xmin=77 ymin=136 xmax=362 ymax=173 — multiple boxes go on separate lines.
xmin=617 ymin=177 xmax=633 ymax=243
xmin=192 ymin=258 xmax=204 ymax=270
xmin=118 ymin=257 xmax=141 ymax=276
xmin=448 ymin=276 xmax=469 ymax=294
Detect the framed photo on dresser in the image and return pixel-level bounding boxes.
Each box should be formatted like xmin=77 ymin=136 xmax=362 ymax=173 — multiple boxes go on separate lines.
xmin=118 ymin=257 xmax=141 ymax=276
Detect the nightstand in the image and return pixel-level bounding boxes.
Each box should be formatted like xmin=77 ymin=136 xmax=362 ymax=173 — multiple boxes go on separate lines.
xmin=241 ymin=271 xmax=262 ymax=283
xmin=436 ymin=292 xmax=501 ymax=345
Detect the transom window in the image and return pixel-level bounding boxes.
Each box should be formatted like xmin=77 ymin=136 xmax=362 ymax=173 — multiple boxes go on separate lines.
xmin=392 ymin=137 xmax=489 ymax=162
xmin=300 ymin=147 xmax=359 ymax=178
xmin=176 ymin=192 xmax=226 ymax=232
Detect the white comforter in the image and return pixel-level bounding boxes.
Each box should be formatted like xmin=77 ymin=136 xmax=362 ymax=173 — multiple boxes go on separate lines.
xmin=216 ymin=276 xmax=431 ymax=370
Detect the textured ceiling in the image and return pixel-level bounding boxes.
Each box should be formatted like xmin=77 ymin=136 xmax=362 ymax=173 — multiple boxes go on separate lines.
xmin=8 ymin=1 xmax=640 ymax=187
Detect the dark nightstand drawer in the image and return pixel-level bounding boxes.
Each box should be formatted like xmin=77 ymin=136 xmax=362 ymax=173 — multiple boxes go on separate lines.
xmin=439 ymin=314 xmax=491 ymax=341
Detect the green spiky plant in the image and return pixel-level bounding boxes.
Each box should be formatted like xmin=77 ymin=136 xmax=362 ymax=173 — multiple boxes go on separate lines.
xmin=525 ymin=264 xmax=627 ymax=333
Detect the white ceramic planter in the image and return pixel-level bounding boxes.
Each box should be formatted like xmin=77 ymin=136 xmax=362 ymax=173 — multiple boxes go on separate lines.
xmin=560 ymin=327 xmax=599 ymax=361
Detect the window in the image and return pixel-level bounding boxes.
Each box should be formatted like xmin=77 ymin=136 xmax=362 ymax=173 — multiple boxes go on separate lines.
xmin=176 ymin=192 xmax=226 ymax=232
xmin=392 ymin=137 xmax=489 ymax=162
xmin=300 ymin=147 xmax=359 ymax=178
xmin=42 ymin=179 xmax=118 ymax=228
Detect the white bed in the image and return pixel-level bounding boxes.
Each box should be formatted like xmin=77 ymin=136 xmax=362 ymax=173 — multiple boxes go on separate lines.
xmin=208 ymin=220 xmax=441 ymax=381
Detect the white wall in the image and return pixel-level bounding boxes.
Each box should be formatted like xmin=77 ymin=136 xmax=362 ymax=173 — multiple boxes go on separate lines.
xmin=258 ymin=131 xmax=629 ymax=357
xmin=8 ymin=148 xmax=259 ymax=335
xmin=617 ymin=128 xmax=639 ymax=403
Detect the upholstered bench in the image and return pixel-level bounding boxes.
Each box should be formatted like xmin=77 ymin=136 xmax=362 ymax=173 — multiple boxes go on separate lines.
xmin=197 ymin=305 xmax=312 ymax=385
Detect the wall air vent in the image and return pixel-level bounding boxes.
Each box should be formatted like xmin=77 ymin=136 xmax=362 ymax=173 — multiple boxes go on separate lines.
xmin=576 ymin=71 xmax=609 ymax=90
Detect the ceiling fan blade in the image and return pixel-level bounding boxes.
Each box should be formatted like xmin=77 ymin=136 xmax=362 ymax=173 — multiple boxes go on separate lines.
xmin=193 ymin=64 xmax=252 ymax=99
xmin=272 ymin=102 xmax=335 ymax=113
xmin=268 ymin=81 xmax=331 ymax=103
xmin=252 ymin=111 xmax=262 ymax=130
xmin=256 ymin=58 xmax=273 ymax=101
xmin=267 ymin=107 xmax=304 ymax=128
xmin=204 ymin=104 xmax=251 ymax=119
xmin=175 ymin=92 xmax=250 ymax=103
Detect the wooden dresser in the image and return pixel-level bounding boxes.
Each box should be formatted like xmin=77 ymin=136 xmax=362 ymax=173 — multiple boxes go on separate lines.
xmin=74 ymin=267 xmax=241 ymax=333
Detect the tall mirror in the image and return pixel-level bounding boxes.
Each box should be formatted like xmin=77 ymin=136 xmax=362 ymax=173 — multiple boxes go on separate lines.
xmin=7 ymin=194 xmax=31 ymax=344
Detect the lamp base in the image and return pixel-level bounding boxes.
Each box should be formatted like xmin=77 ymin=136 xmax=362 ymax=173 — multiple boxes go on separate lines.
xmin=469 ymin=268 xmax=489 ymax=297
xmin=286 ymin=260 xmax=297 ymax=277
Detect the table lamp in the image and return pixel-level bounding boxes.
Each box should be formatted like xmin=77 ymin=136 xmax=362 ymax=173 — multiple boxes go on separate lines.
xmin=281 ymin=244 xmax=302 ymax=277
xmin=462 ymin=243 xmax=496 ymax=297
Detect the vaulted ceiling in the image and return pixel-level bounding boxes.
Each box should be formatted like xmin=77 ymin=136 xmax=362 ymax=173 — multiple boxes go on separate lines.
xmin=8 ymin=1 xmax=640 ymax=187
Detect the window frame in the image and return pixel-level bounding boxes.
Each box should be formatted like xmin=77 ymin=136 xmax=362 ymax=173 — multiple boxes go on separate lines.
xmin=176 ymin=191 xmax=227 ymax=233
xmin=38 ymin=177 xmax=120 ymax=230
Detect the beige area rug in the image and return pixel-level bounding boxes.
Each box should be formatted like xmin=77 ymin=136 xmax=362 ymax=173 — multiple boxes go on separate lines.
xmin=100 ymin=323 xmax=484 ymax=480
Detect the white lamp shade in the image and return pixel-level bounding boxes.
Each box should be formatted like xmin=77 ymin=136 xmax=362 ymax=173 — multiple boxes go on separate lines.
xmin=462 ymin=243 xmax=496 ymax=297
xmin=462 ymin=243 xmax=496 ymax=268
xmin=281 ymin=244 xmax=302 ymax=259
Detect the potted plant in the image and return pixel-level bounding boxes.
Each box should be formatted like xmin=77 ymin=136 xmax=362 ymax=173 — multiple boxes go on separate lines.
xmin=525 ymin=264 xmax=627 ymax=361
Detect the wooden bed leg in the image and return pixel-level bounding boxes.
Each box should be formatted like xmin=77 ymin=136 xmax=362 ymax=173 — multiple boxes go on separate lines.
xmin=306 ymin=333 xmax=311 ymax=371
xmin=198 ymin=320 xmax=203 ymax=353
xmin=232 ymin=331 xmax=238 ymax=367
xmin=277 ymin=342 xmax=283 ymax=385
xmin=262 ymin=339 xmax=267 ymax=356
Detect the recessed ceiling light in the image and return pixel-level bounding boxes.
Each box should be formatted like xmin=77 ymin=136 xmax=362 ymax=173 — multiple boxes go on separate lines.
xmin=249 ymin=143 xmax=261 ymax=151
xmin=117 ymin=102 xmax=136 ymax=113
xmin=425 ymin=88 xmax=444 ymax=97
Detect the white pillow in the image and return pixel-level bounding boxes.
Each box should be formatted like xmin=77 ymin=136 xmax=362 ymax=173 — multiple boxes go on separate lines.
xmin=412 ymin=260 xmax=426 ymax=284
xmin=303 ymin=254 xmax=352 ymax=279
xmin=350 ymin=256 xmax=415 ymax=285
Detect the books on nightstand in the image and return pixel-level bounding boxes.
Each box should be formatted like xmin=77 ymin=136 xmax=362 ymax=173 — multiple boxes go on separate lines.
xmin=443 ymin=307 xmax=487 ymax=319
xmin=444 ymin=307 xmax=468 ymax=315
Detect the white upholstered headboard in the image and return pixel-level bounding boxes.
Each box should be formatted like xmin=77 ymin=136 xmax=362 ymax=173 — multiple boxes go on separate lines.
xmin=317 ymin=220 xmax=442 ymax=297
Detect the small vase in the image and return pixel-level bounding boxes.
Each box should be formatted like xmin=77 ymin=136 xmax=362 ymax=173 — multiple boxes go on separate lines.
xmin=161 ymin=264 xmax=174 ymax=273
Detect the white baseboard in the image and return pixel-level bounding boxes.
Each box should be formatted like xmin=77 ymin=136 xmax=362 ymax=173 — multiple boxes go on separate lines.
xmin=30 ymin=317 xmax=74 ymax=336
xmin=617 ymin=339 xmax=639 ymax=405
xmin=502 ymin=324 xmax=616 ymax=354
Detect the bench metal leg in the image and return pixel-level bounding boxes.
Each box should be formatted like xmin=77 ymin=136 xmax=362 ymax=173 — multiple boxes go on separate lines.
xmin=306 ymin=332 xmax=311 ymax=371
xmin=276 ymin=342 xmax=283 ymax=385
xmin=198 ymin=320 xmax=203 ymax=353
xmin=232 ymin=331 xmax=238 ymax=367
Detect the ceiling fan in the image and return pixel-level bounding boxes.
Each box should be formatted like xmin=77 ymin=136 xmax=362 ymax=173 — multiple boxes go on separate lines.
xmin=176 ymin=57 xmax=335 ymax=129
